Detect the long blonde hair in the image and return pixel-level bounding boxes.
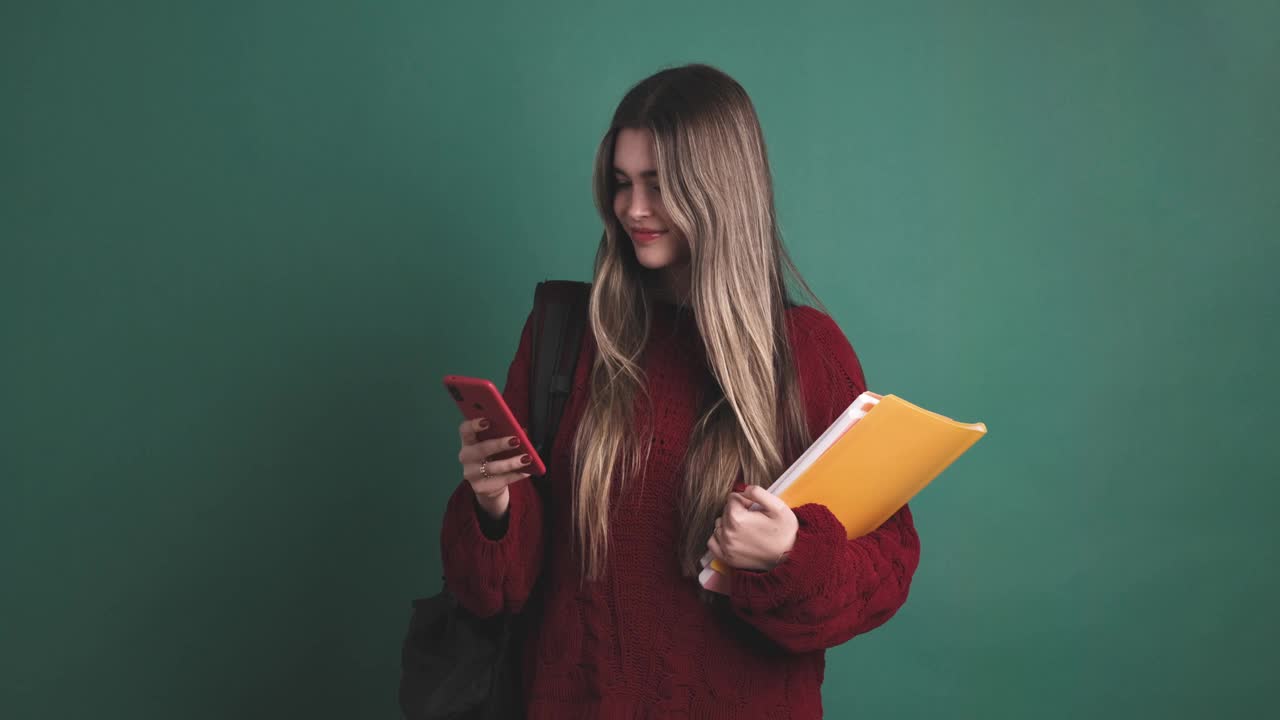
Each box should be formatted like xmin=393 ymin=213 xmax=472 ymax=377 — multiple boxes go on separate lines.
xmin=573 ymin=63 xmax=823 ymax=582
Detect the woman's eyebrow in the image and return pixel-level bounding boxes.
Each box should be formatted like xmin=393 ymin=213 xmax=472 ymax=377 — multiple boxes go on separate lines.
xmin=612 ymin=167 xmax=658 ymax=179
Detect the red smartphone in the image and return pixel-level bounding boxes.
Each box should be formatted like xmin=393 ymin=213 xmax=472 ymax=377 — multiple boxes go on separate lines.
xmin=443 ymin=375 xmax=547 ymax=476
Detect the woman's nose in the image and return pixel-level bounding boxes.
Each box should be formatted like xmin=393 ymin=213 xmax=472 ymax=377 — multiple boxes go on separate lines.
xmin=627 ymin=188 xmax=653 ymax=218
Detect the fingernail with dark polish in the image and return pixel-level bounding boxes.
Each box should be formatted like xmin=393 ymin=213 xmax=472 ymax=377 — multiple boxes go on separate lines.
xmin=520 ymin=455 xmax=531 ymax=465
xmin=508 ymin=437 xmax=521 ymax=448
xmin=477 ymin=419 xmax=490 ymax=430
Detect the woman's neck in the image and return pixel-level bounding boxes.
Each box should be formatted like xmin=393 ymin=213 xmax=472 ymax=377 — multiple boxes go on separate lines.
xmin=650 ymin=264 xmax=691 ymax=306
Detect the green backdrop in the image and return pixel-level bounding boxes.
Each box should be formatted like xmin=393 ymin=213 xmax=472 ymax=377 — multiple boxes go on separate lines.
xmin=3 ymin=1 xmax=1277 ymax=718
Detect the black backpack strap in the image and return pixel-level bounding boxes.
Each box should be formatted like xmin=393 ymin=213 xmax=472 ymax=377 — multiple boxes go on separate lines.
xmin=528 ymin=280 xmax=590 ymax=462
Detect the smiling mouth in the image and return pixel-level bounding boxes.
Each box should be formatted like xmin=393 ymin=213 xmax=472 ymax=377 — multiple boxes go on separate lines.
xmin=631 ymin=229 xmax=667 ymax=242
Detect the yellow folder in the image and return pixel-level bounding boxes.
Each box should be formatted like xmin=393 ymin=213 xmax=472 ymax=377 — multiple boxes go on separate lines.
xmin=701 ymin=393 xmax=987 ymax=585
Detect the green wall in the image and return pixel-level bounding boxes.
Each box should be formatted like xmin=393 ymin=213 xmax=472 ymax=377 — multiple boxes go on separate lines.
xmin=3 ymin=1 xmax=1277 ymax=717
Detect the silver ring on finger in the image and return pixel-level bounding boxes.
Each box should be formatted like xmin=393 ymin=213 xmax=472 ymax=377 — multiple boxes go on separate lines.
xmin=480 ymin=459 xmax=491 ymax=479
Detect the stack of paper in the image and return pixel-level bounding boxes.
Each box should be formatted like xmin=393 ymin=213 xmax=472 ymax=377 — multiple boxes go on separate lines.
xmin=698 ymin=391 xmax=987 ymax=594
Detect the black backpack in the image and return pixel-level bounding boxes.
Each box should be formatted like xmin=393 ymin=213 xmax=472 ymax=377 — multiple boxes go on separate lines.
xmin=399 ymin=281 xmax=590 ymax=720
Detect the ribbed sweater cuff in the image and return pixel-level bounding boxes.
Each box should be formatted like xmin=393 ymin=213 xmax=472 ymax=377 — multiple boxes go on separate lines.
xmin=441 ymin=477 xmax=540 ymax=616
xmin=728 ymin=503 xmax=845 ymax=613
xmin=452 ymin=476 xmax=537 ymax=548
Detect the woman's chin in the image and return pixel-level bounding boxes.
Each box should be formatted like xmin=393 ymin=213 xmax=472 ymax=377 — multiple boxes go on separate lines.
xmin=633 ymin=244 xmax=678 ymax=270
xmin=636 ymin=257 xmax=672 ymax=270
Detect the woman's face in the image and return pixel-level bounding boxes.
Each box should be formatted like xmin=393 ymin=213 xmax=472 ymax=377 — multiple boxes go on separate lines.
xmin=612 ymin=127 xmax=690 ymax=272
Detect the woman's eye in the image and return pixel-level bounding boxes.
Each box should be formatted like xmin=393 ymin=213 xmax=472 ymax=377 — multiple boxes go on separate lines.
xmin=614 ymin=181 xmax=659 ymax=195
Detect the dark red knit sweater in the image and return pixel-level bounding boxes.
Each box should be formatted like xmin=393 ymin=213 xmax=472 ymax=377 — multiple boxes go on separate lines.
xmin=440 ymin=298 xmax=920 ymax=719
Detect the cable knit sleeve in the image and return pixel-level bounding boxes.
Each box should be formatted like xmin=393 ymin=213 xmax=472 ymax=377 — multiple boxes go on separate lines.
xmin=439 ymin=309 xmax=545 ymax=618
xmin=727 ymin=307 xmax=921 ymax=653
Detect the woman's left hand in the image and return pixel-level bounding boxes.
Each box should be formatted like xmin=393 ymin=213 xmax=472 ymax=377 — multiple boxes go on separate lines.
xmin=707 ymin=485 xmax=799 ymax=572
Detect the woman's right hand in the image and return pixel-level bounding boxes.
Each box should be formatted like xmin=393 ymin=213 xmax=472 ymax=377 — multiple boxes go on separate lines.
xmin=458 ymin=417 xmax=533 ymax=519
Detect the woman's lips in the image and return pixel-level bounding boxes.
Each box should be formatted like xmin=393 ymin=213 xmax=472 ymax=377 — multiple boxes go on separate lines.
xmin=631 ymin=229 xmax=667 ymax=244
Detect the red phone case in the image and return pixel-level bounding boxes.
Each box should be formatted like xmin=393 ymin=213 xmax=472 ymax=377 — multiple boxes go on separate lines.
xmin=443 ymin=375 xmax=547 ymax=476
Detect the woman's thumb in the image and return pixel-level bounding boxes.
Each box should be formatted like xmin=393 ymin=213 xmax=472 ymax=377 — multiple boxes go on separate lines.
xmin=741 ymin=484 xmax=782 ymax=514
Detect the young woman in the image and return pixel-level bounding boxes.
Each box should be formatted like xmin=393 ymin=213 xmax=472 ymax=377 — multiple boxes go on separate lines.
xmin=440 ymin=63 xmax=920 ymax=719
